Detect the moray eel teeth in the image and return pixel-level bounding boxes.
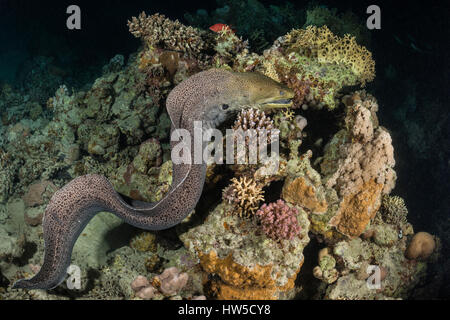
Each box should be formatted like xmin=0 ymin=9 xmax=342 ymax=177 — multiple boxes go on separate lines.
xmin=12 ymin=69 xmax=293 ymax=290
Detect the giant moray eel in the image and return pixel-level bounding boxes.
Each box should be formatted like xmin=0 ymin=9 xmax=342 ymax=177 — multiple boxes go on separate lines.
xmin=13 ymin=68 xmax=294 ymax=290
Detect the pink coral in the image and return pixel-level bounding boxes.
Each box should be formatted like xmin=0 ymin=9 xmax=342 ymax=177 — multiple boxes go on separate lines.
xmin=131 ymin=275 xmax=150 ymax=292
xmin=256 ymin=200 xmax=301 ymax=241
xmin=136 ymin=286 xmax=157 ymax=300
xmin=155 ymin=267 xmax=189 ymax=296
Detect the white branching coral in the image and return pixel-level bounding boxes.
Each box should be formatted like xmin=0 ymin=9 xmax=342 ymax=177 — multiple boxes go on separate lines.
xmin=222 ymin=176 xmax=265 ymax=217
xmin=233 ymin=108 xmax=274 ymax=133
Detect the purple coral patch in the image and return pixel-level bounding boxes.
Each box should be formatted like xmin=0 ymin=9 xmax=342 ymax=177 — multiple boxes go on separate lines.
xmin=256 ymin=199 xmax=301 ymax=241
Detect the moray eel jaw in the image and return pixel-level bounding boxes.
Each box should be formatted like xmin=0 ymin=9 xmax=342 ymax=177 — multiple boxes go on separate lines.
xmin=258 ymin=97 xmax=294 ymax=109
xmin=228 ymin=71 xmax=295 ymax=110
xmin=200 ymin=70 xmax=294 ymax=127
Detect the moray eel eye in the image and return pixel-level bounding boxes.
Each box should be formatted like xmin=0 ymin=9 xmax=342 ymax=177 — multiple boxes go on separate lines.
xmin=222 ymin=104 xmax=230 ymax=110
xmin=280 ymin=90 xmax=285 ymax=96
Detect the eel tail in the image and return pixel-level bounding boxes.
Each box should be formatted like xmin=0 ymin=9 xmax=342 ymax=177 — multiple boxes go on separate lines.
xmin=12 ymin=174 xmax=161 ymax=290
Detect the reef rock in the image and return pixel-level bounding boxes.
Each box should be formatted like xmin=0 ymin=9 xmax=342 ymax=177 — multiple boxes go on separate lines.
xmin=181 ymin=202 xmax=310 ymax=300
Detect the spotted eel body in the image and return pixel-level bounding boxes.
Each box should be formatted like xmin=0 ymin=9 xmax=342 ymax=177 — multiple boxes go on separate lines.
xmin=13 ymin=69 xmax=293 ymax=290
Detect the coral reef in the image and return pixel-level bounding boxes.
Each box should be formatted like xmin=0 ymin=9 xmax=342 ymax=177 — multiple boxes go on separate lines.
xmin=128 ymin=12 xmax=214 ymax=61
xmin=308 ymin=92 xmax=397 ymax=240
xmin=180 ymin=202 xmax=310 ymax=299
xmin=0 ymin=7 xmax=441 ymax=301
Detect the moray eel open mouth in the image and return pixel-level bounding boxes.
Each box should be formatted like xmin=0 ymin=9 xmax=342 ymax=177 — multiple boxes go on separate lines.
xmin=257 ymin=88 xmax=295 ymax=109
xmin=263 ymin=98 xmax=293 ymax=107
xmin=259 ymin=97 xmax=294 ymax=109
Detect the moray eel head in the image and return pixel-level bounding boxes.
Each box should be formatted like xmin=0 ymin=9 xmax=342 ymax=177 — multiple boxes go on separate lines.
xmin=230 ymin=71 xmax=294 ymax=109
xmin=200 ymin=70 xmax=294 ymax=127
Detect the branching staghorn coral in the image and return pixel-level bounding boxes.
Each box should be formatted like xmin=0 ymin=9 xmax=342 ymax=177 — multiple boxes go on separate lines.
xmin=222 ymin=176 xmax=264 ymax=217
xmin=256 ymin=199 xmax=301 ymax=241
xmin=233 ymin=108 xmax=275 ymax=141
xmin=128 ymin=12 xmax=214 ymax=59
xmin=379 ymin=195 xmax=408 ymax=226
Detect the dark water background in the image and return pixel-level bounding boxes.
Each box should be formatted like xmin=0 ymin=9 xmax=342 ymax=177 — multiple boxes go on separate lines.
xmin=0 ymin=0 xmax=449 ymax=298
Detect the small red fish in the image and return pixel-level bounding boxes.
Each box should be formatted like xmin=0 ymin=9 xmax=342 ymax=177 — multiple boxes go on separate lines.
xmin=209 ymin=23 xmax=236 ymax=33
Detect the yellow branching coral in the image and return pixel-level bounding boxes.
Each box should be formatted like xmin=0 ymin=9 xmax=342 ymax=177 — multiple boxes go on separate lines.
xmin=285 ymin=25 xmax=375 ymax=85
xmin=222 ymin=176 xmax=264 ymax=217
xmin=257 ymin=25 xmax=376 ymax=109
